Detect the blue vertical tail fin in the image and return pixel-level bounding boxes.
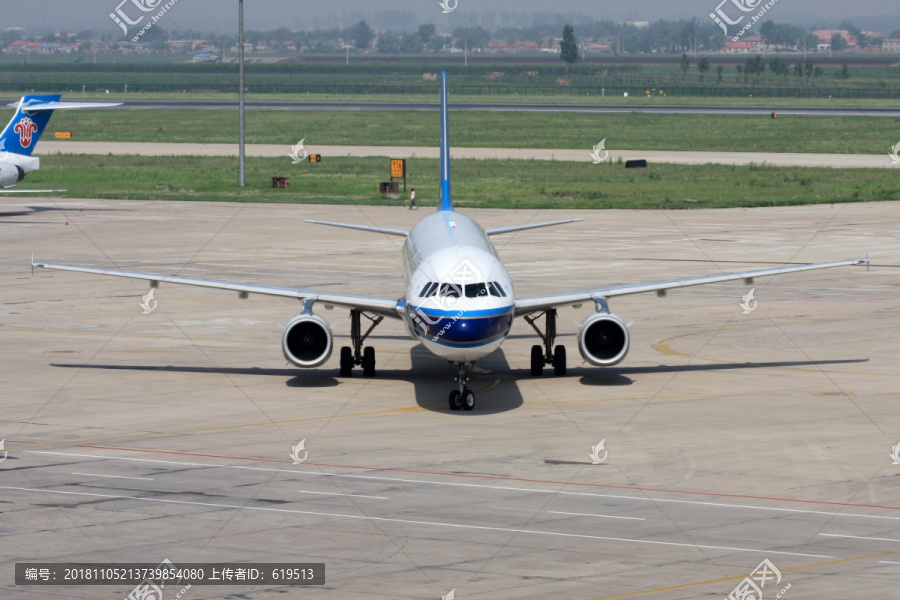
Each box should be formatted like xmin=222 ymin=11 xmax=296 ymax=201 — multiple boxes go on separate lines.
xmin=0 ymin=95 xmax=62 ymax=157
xmin=437 ymin=72 xmax=453 ymax=212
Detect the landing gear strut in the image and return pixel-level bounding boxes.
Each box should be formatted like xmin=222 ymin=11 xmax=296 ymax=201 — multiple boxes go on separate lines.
xmin=339 ymin=309 xmax=383 ymax=378
xmin=524 ymin=309 xmax=567 ymax=376
xmin=448 ymin=362 xmax=476 ymax=411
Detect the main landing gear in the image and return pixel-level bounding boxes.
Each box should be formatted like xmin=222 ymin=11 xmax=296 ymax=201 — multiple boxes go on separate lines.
xmin=524 ymin=308 xmax=567 ymax=376
xmin=448 ymin=362 xmax=476 ymax=411
xmin=339 ymin=309 xmax=383 ymax=378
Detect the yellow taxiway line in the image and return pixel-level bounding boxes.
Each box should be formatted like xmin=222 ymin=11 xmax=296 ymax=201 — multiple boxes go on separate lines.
xmin=591 ymin=550 xmax=900 ymax=600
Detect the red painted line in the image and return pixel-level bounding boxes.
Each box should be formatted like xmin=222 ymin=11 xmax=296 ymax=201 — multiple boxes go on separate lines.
xmin=75 ymin=445 xmax=288 ymax=463
xmin=74 ymin=444 xmax=900 ymax=513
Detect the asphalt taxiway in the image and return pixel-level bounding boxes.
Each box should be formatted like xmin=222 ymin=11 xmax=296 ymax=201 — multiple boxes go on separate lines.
xmin=1 ymin=200 xmax=899 ymax=599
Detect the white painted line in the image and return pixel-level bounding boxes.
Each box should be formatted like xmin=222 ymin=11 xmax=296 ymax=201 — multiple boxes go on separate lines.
xmin=27 ymin=451 xmax=900 ymax=523
xmin=72 ymin=472 xmax=154 ymax=481
xmin=820 ymin=533 xmax=900 ymax=543
xmin=298 ymin=490 xmax=386 ymax=500
xmin=877 ymin=561 xmax=900 ymax=565
xmin=0 ymin=486 xmax=832 ymax=559
xmin=547 ymin=510 xmax=645 ymax=521
xmin=493 ymin=506 xmax=644 ymax=521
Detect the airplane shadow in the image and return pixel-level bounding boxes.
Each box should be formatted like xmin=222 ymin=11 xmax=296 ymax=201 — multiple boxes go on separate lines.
xmin=407 ymin=343 xmax=525 ymax=415
xmin=51 ymin=356 xmax=866 ymax=414
xmin=49 ymin=341 xmax=526 ymax=415
xmin=574 ymin=357 xmax=869 ymax=386
xmin=0 ymin=206 xmax=132 ymax=219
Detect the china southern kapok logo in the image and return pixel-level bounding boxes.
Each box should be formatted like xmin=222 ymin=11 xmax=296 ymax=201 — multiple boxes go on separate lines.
xmin=14 ymin=117 xmax=39 ymax=148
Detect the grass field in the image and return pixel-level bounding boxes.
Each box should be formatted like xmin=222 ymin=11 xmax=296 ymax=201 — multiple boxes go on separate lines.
xmin=9 ymin=155 xmax=899 ymax=210
xmin=24 ymin=108 xmax=898 ymax=155
xmin=2 ymin=52 xmax=897 ymax=99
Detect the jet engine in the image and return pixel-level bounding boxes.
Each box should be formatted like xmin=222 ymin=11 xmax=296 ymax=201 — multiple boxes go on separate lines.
xmin=0 ymin=163 xmax=26 ymax=188
xmin=578 ymin=311 xmax=630 ymax=366
xmin=281 ymin=313 xmax=333 ymax=368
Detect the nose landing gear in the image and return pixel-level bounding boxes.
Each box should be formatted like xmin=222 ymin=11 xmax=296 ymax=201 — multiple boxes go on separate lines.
xmin=448 ymin=362 xmax=476 ymax=411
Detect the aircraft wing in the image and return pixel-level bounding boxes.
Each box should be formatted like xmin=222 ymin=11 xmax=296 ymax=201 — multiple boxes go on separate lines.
xmin=33 ymin=260 xmax=401 ymax=319
xmin=304 ymin=220 xmax=409 ymax=237
xmin=485 ymin=219 xmax=583 ymax=236
xmin=8 ymin=101 xmax=122 ymax=111
xmin=513 ymin=253 xmax=869 ymax=316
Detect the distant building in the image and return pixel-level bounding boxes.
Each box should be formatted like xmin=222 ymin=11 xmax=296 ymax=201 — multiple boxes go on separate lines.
xmin=811 ymin=29 xmax=858 ymax=50
xmin=884 ymin=39 xmax=900 ymax=52
xmin=743 ymin=35 xmax=765 ymax=51
xmin=3 ymin=40 xmax=30 ymax=53
xmin=723 ymin=42 xmax=756 ymax=53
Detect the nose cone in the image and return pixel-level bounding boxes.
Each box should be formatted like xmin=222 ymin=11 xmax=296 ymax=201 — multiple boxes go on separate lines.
xmin=408 ymin=247 xmax=514 ymax=351
xmin=422 ymin=308 xmax=513 ymax=348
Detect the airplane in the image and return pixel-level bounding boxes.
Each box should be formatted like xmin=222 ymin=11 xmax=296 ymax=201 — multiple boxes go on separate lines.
xmin=0 ymin=94 xmax=120 ymax=193
xmin=33 ymin=73 xmax=870 ymax=411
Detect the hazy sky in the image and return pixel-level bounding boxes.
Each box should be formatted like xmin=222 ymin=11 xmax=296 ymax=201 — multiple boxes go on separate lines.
xmin=6 ymin=1 xmax=900 ymax=36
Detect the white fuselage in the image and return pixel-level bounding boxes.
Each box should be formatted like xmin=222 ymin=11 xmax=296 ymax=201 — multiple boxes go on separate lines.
xmin=401 ymin=211 xmax=515 ymax=363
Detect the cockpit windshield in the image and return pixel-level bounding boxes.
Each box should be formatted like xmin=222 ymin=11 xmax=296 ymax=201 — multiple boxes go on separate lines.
xmin=419 ymin=281 xmax=507 ymax=298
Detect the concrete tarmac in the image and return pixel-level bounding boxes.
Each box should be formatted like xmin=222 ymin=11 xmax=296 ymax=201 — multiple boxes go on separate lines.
xmin=1 ymin=200 xmax=899 ymax=599
xmin=37 ymin=141 xmax=898 ymax=169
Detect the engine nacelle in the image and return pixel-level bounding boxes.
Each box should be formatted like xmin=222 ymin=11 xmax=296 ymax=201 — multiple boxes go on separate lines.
xmin=0 ymin=162 xmax=26 ymax=188
xmin=281 ymin=313 xmax=333 ymax=368
xmin=578 ymin=312 xmax=630 ymax=366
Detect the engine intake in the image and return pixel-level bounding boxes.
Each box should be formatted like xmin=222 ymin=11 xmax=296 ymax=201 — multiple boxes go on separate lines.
xmin=0 ymin=162 xmax=26 ymax=188
xmin=578 ymin=312 xmax=630 ymax=366
xmin=281 ymin=313 xmax=333 ymax=368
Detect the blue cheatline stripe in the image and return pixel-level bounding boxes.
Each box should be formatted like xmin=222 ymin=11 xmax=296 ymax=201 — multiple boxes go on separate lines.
xmin=411 ymin=312 xmax=512 ymax=346
xmin=416 ymin=328 xmax=510 ymax=349
xmin=408 ymin=305 xmax=514 ymax=318
xmin=438 ymin=71 xmax=452 ymax=212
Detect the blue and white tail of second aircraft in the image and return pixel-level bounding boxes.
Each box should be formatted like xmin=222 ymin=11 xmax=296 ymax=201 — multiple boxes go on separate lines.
xmin=0 ymin=95 xmax=120 ymax=189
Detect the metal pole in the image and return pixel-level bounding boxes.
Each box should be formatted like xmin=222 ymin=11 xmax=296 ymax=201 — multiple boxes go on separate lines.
xmin=238 ymin=0 xmax=246 ymax=186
